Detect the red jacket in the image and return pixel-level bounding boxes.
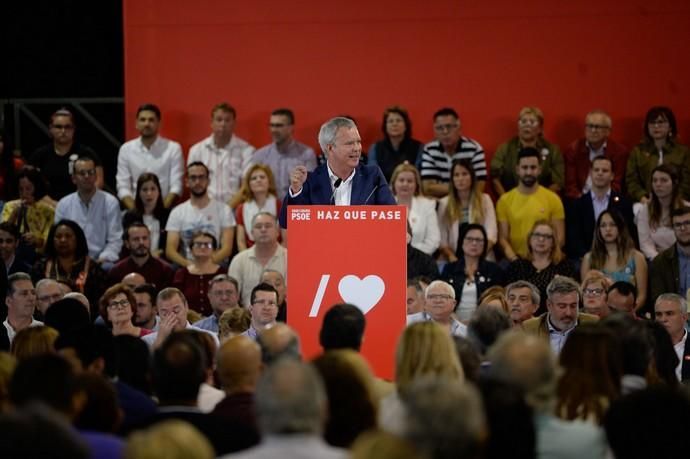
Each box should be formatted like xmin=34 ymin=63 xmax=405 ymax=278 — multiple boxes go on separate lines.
xmin=563 ymin=138 xmax=628 ymax=199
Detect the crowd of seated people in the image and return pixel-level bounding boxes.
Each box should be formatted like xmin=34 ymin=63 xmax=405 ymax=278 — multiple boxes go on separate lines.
xmin=0 ymin=101 xmax=690 ymax=457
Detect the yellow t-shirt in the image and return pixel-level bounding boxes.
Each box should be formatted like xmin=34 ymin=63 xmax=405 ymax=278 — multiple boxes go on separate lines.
xmin=496 ymin=186 xmax=564 ymax=258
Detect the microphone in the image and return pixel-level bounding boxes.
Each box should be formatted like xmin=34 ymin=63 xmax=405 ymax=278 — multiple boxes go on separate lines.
xmin=364 ymin=175 xmax=382 ymax=205
xmin=330 ymin=178 xmax=343 ymax=204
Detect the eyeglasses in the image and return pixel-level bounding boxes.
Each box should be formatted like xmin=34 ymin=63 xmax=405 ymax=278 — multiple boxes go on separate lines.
xmin=464 ymin=236 xmax=485 ymax=244
xmin=427 ymin=293 xmax=453 ymax=301
xmin=583 ymin=288 xmax=605 ymax=297
xmin=433 ymin=123 xmax=458 ymax=132
xmin=518 ymin=119 xmax=539 ymax=127
xmin=585 ymin=124 xmax=610 ymax=131
xmin=0 ymin=238 xmax=16 ymax=244
xmin=530 ymin=232 xmax=554 ymax=240
xmin=253 ymin=299 xmax=278 ymax=307
xmin=673 ymin=221 xmax=690 ymax=230
xmin=108 ymin=299 xmax=130 ymax=309
xmin=192 ymin=241 xmax=213 ymax=248
xmin=51 ymin=124 xmax=74 ymax=130
xmin=75 ymin=169 xmax=96 ymax=177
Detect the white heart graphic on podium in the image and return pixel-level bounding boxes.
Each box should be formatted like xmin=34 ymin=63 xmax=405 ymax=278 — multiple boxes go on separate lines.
xmin=338 ymin=275 xmax=385 ymax=315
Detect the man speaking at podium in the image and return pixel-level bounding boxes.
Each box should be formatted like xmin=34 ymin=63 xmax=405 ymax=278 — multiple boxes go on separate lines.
xmin=279 ymin=117 xmax=396 ymax=228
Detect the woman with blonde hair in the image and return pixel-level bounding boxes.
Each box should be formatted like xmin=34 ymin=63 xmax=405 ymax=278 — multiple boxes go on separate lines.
xmin=230 ymin=164 xmax=281 ymax=251
xmin=379 ymin=322 xmax=464 ymax=434
xmin=507 ymin=220 xmax=576 ymax=313
xmin=437 ymin=159 xmax=497 ymax=261
xmin=390 ymin=162 xmax=439 ymax=255
xmin=580 ymin=271 xmax=612 ymax=318
xmin=11 ymin=325 xmax=59 ymax=360
xmin=124 ymin=420 xmax=215 ymax=459
xmin=478 ymin=285 xmax=510 ymax=315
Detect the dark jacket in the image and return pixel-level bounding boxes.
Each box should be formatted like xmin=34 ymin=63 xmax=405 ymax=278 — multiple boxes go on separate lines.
xmin=441 ymin=258 xmax=504 ymax=302
xmin=650 ymin=244 xmax=681 ymax=301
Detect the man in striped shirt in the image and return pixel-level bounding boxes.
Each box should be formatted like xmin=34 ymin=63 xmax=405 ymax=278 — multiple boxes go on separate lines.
xmin=420 ymin=107 xmax=487 ymax=198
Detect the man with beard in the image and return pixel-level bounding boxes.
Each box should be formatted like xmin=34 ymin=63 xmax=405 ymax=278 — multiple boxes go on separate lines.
xmin=651 ymin=206 xmax=690 ymax=299
xmin=165 ymin=162 xmax=236 ymax=267
xmin=117 ymin=103 xmax=184 ymax=210
xmin=107 ymin=222 xmax=175 ymax=288
xmin=496 ymin=147 xmax=565 ymax=261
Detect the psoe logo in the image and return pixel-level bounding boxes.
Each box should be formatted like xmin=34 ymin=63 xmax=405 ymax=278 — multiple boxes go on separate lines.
xmin=291 ymin=208 xmax=311 ymax=221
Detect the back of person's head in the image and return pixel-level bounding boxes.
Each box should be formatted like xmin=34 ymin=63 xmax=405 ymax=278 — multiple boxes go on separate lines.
xmin=396 ymin=322 xmax=464 ymax=395
xmin=9 ymin=353 xmax=77 ymax=416
xmin=601 ymin=313 xmax=652 ymax=378
xmin=319 ymin=303 xmax=366 ymax=351
xmin=11 ymin=325 xmax=59 ymax=361
xmin=114 ymin=335 xmax=152 ymax=395
xmin=350 ymin=430 xmax=420 ymax=459
xmin=403 ymin=377 xmax=485 ymax=459
xmin=152 ymin=332 xmax=206 ymax=405
xmin=452 ymin=336 xmax=481 ymax=384
xmin=467 ymin=307 xmax=511 ymax=356
xmin=257 ymin=323 xmax=301 ymax=365
xmin=216 ymin=335 xmax=262 ymax=392
xmin=312 ymin=350 xmax=377 ymax=447
xmin=124 ymin=420 xmax=215 ymax=459
xmin=218 ymin=307 xmax=251 ymax=341
xmin=0 ymin=405 xmax=89 ymax=459
xmin=255 ymin=359 xmax=326 ymax=435
xmin=54 ymin=325 xmax=118 ymax=377
xmin=177 ymin=329 xmax=216 ymax=372
xmin=487 ymin=330 xmax=557 ymax=413
xmin=43 ymin=297 xmax=91 ymax=335
xmin=479 ymin=377 xmax=535 ymax=459
xmin=604 ymin=386 xmax=690 ymax=459
xmin=0 ymin=352 xmax=17 ymax=414
xmin=73 ymin=373 xmax=122 ymax=433
xmin=644 ymin=320 xmax=679 ymax=387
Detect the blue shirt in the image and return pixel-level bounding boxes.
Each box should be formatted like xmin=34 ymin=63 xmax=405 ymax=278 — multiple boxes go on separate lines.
xmin=678 ymin=245 xmax=690 ymax=296
xmin=193 ymin=315 xmax=219 ymax=333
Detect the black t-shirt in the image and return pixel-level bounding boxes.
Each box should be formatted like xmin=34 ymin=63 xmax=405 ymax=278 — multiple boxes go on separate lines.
xmin=28 ymin=143 xmax=101 ymax=200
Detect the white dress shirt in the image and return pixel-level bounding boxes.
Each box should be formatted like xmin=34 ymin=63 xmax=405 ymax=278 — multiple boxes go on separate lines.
xmin=117 ymin=136 xmax=184 ymax=199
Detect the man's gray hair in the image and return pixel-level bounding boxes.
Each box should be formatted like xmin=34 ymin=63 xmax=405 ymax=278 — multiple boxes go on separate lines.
xmin=655 ymin=293 xmax=688 ymax=315
xmin=585 ymin=109 xmax=612 ymax=128
xmin=208 ymin=274 xmax=239 ymax=291
xmin=546 ymin=275 xmax=580 ymax=302
xmin=250 ymin=211 xmax=278 ymax=228
xmin=403 ymin=377 xmax=485 ymax=459
xmin=317 ymin=117 xmax=356 ymax=154
xmin=425 ymin=280 xmax=455 ymax=299
xmin=35 ymin=278 xmax=60 ymax=292
xmin=255 ymin=359 xmax=326 ymax=435
xmin=7 ymin=272 xmax=32 ymax=295
xmin=506 ymin=280 xmax=541 ymax=305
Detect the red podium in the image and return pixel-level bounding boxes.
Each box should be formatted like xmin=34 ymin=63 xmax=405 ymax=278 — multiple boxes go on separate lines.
xmin=287 ymin=205 xmax=407 ymax=379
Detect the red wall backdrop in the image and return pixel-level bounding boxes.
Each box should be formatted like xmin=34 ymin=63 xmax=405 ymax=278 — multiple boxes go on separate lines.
xmin=123 ymin=0 xmax=690 ymax=166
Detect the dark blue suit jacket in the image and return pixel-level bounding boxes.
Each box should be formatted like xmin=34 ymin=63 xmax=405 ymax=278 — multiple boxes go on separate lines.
xmin=279 ymin=163 xmax=396 ymax=228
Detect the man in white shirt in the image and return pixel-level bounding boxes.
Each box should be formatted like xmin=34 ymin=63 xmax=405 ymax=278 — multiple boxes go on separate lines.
xmin=55 ymin=156 xmax=123 ymax=264
xmin=229 ymin=213 xmax=287 ymax=306
xmin=249 ymin=108 xmax=316 ymax=198
xmin=654 ymin=293 xmax=689 ymax=382
xmin=117 ymin=103 xmax=184 ymax=209
xmin=187 ymin=102 xmax=255 ymax=205
xmin=165 ymin=162 xmax=236 ymax=267
xmin=406 ymin=280 xmax=467 ymax=337
xmin=4 ymin=273 xmax=42 ymax=343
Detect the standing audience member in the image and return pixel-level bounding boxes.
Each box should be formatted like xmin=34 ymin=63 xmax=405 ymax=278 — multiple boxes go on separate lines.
xmin=121 ymin=173 xmax=170 ymax=258
xmin=107 ymin=222 xmax=175 ymax=288
xmin=367 ymin=105 xmax=423 ymax=182
xmin=626 ymin=106 xmax=690 ymax=205
xmin=54 ymin=156 xmax=123 ymax=266
xmin=497 ymin=147 xmax=565 ymax=261
xmin=229 ymin=213 xmax=287 ymax=307
xmin=172 ymin=232 xmax=224 ymax=316
xmin=28 ymin=108 xmax=103 ymax=202
xmin=491 ymin=106 xmax=563 ymax=195
xmin=165 ymin=162 xmax=235 ymax=267
xmin=563 ymin=110 xmax=628 ymax=199
xmin=249 ymin=108 xmax=317 ymax=199
xmin=636 ymin=164 xmax=689 ymax=259
xmin=390 ymin=163 xmax=440 ymax=256
xmin=507 ymin=220 xmax=576 ymax=314
xmin=437 ymin=159 xmax=496 ymax=260
xmin=441 ymin=223 xmax=503 ymax=321
xmin=188 ymin=102 xmax=255 ymax=205
xmin=581 ymin=210 xmax=647 ymax=311
xmin=229 ymin=164 xmax=282 ymax=252
xmin=117 ymin=103 xmax=184 ymax=210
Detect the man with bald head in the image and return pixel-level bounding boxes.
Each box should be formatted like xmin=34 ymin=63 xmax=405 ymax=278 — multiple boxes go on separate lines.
xmin=257 ymin=323 xmax=301 ymax=364
xmin=488 ymin=331 xmax=606 ymax=458
xmin=122 ymin=272 xmax=146 ymax=290
xmin=212 ymin=335 xmax=262 ymax=432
